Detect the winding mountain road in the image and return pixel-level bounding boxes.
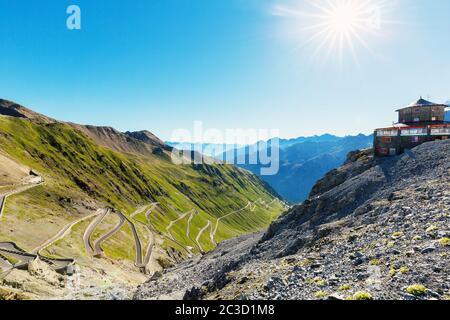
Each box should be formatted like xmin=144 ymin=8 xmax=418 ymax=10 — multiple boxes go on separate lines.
xmin=130 ymin=203 xmax=159 ymax=273
xmin=166 ymin=209 xmax=195 ymax=237
xmin=210 ymin=197 xmax=286 ymax=243
xmin=32 ymin=210 xmax=101 ymax=255
xmin=82 ymin=208 xmax=145 ymax=269
xmin=119 ymin=211 xmax=144 ymax=269
xmin=0 ymin=196 xmax=5 ymax=218
xmin=0 ymin=180 xmax=43 ymax=219
xmin=186 ymin=209 xmax=202 ymax=252
xmin=212 ymin=201 xmax=253 ymax=237
xmin=195 ymin=220 xmax=213 ymax=253
xmin=0 ymin=242 xmax=73 ymax=273
xmin=165 ymin=209 xmax=197 ymax=255
xmin=92 ymin=211 xmax=126 ymax=257
xmin=0 ymin=254 xmax=12 ymax=269
xmin=83 ymin=208 xmax=110 ymax=255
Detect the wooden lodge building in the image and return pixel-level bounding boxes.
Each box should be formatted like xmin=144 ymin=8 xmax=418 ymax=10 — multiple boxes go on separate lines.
xmin=374 ymin=98 xmax=450 ymax=156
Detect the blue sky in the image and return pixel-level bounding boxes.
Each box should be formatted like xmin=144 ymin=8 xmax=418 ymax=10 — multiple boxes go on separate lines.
xmin=0 ymin=0 xmax=449 ymax=142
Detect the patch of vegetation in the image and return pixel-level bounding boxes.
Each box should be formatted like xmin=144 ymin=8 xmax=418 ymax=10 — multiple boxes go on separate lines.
xmin=2 ymin=254 xmax=19 ymax=265
xmin=312 ymin=277 xmax=326 ymax=287
xmin=389 ymin=267 xmax=397 ymax=277
xmin=406 ymin=284 xmax=427 ymax=296
xmin=438 ymin=237 xmax=450 ymax=246
xmin=339 ymin=284 xmax=351 ymax=291
xmin=156 ymin=256 xmax=174 ymax=269
xmin=369 ymin=259 xmax=381 ymax=266
xmin=352 ymin=291 xmax=373 ymax=300
xmin=412 ymin=235 xmax=422 ymax=241
xmin=314 ymin=291 xmax=329 ymax=299
xmin=386 ymin=241 xmax=395 ymax=248
xmin=426 ymin=226 xmax=439 ymax=238
xmin=390 ymin=265 xmax=408 ymax=276
xmin=399 ymin=266 xmax=409 ymax=274
xmin=392 ymin=232 xmax=403 ymax=239
xmin=298 ymin=259 xmax=313 ymax=267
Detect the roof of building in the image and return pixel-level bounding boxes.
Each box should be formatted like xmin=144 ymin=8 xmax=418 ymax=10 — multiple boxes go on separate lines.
xmin=397 ymin=97 xmax=447 ymax=111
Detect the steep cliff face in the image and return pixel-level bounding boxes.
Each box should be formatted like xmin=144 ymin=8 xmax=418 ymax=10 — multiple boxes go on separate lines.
xmin=136 ymin=140 xmax=450 ymax=300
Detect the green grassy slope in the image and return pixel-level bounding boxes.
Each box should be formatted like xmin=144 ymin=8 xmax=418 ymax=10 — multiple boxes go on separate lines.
xmin=0 ymin=115 xmax=284 ymax=267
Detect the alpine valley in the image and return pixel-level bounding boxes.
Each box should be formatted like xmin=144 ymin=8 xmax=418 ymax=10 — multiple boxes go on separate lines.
xmin=0 ymin=99 xmax=285 ymax=299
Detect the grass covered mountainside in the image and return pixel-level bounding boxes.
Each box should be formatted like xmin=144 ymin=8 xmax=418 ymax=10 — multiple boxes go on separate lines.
xmin=0 ymin=99 xmax=284 ymax=299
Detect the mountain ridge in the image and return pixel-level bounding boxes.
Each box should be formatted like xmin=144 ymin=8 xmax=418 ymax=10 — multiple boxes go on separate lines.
xmin=220 ymin=134 xmax=373 ymax=203
xmin=0 ymin=98 xmax=285 ymax=299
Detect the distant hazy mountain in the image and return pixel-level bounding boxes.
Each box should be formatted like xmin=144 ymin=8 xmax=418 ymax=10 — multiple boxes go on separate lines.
xmin=220 ymin=134 xmax=373 ymax=203
xmin=277 ymin=134 xmax=343 ymax=149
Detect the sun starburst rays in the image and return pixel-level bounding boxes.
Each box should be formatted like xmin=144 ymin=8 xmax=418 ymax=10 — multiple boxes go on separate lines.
xmin=273 ymin=0 xmax=397 ymax=67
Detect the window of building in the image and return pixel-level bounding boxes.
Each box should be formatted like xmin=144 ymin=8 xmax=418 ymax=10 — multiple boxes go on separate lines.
xmin=382 ymin=137 xmax=392 ymax=144
xmin=430 ymin=126 xmax=450 ymax=135
xmin=377 ymin=129 xmax=398 ymax=137
xmin=376 ymin=147 xmax=388 ymax=155
xmin=432 ymin=117 xmax=437 ymax=121
xmin=401 ymin=127 xmax=428 ymax=136
xmin=414 ymin=118 xmax=420 ymax=122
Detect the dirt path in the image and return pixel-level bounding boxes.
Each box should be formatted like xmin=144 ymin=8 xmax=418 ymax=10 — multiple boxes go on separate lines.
xmin=31 ymin=211 xmax=101 ymax=255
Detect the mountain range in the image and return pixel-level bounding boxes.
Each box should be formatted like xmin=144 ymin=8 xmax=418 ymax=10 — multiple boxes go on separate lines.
xmin=169 ymin=110 xmax=450 ymax=204
xmin=0 ymin=99 xmax=285 ymax=299
xmin=218 ymin=134 xmax=374 ymax=203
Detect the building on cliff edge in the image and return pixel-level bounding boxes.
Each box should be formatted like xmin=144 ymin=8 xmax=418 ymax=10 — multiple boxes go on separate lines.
xmin=374 ymin=98 xmax=450 ymax=156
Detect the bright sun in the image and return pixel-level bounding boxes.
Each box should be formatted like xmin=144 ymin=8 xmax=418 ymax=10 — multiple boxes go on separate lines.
xmin=273 ymin=0 xmax=393 ymax=66
xmin=329 ymin=3 xmax=359 ymax=32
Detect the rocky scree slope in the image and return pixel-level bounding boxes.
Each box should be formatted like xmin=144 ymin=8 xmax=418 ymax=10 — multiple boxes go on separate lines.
xmin=136 ymin=140 xmax=450 ymax=300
